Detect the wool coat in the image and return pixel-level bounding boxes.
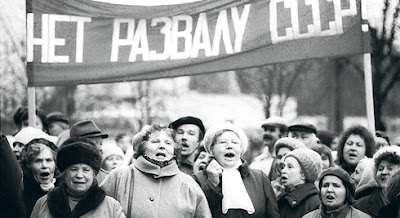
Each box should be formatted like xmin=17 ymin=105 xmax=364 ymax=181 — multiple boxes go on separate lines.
xmin=100 ymin=156 xmax=212 ymax=218
xmin=277 ymin=182 xmax=320 ymax=218
xmin=30 ymin=182 xmax=125 ymax=218
xmin=193 ymin=161 xmax=280 ymax=218
xmin=302 ymin=204 xmax=372 ymax=218
xmin=353 ymin=188 xmax=387 ymax=218
xmin=0 ymin=134 xmax=25 ymax=218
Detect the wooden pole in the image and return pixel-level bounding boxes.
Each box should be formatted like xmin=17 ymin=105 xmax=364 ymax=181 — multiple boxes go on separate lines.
xmin=28 ymin=87 xmax=36 ymax=127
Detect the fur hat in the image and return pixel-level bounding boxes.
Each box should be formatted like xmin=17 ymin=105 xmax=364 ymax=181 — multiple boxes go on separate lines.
xmin=274 ymin=137 xmax=307 ymax=155
xmin=386 ymin=173 xmax=400 ymax=203
xmin=169 ymin=116 xmax=205 ymax=135
xmin=101 ymin=142 xmax=124 ymax=166
xmin=57 ymin=141 xmax=101 ymax=173
xmin=204 ymin=123 xmax=248 ymax=155
xmin=319 ymin=167 xmax=356 ymax=199
xmin=373 ymin=146 xmax=400 ymax=175
xmin=284 ymin=148 xmax=323 ymax=182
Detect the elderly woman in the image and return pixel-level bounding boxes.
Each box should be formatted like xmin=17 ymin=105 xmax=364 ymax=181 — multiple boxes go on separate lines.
xmin=277 ymin=148 xmax=323 ymax=218
xmin=100 ymin=124 xmax=211 ymax=218
xmin=20 ymin=138 xmax=58 ymax=217
xmin=335 ymin=126 xmax=375 ymax=175
xmin=302 ymin=168 xmax=371 ymax=218
xmin=97 ymin=142 xmax=125 ymax=184
xmin=31 ymin=141 xmax=125 ymax=217
xmin=353 ymin=146 xmax=400 ymax=217
xmin=194 ymin=123 xmax=279 ymax=217
xmin=351 ymin=157 xmax=378 ymax=200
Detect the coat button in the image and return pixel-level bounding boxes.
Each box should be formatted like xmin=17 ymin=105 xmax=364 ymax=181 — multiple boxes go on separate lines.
xmin=291 ymin=200 xmax=297 ymax=205
xmin=149 ymin=197 xmax=155 ymax=201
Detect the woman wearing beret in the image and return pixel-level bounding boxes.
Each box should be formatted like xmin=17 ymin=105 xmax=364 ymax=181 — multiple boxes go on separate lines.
xmin=336 ymin=126 xmax=375 ymax=175
xmin=20 ymin=138 xmax=58 ymax=217
xmin=30 ymin=141 xmax=125 ymax=218
xmin=353 ymin=146 xmax=400 ymax=217
xmin=302 ymin=168 xmax=371 ymax=218
xmin=100 ymin=124 xmax=211 ymax=218
xmin=277 ymin=149 xmax=323 ymax=218
xmin=194 ymin=123 xmax=280 ymax=218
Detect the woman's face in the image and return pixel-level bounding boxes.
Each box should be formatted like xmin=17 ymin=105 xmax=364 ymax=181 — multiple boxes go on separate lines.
xmin=30 ymin=145 xmax=56 ymax=185
xmin=321 ymin=153 xmax=331 ymax=170
xmin=65 ymin=163 xmax=95 ymax=196
xmin=376 ymin=160 xmax=400 ymax=189
xmin=144 ymin=130 xmax=175 ymax=161
xmin=211 ymin=131 xmax=242 ymax=169
xmin=276 ymin=147 xmax=291 ymax=160
xmin=193 ymin=151 xmax=212 ymax=174
xmin=281 ymin=156 xmax=305 ymax=188
xmin=321 ymin=175 xmax=347 ymax=210
xmin=103 ymin=155 xmax=123 ymax=171
xmin=351 ymin=162 xmax=365 ymax=185
xmin=343 ymin=134 xmax=366 ymax=167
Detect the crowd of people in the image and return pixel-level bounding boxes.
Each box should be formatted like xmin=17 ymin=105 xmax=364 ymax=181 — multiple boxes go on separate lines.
xmin=1 ymin=106 xmax=400 ymax=217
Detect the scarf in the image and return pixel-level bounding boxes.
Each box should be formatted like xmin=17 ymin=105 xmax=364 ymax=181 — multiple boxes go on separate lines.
xmin=222 ymin=160 xmax=255 ymax=214
xmin=47 ymin=181 xmax=105 ymax=218
xmin=320 ymin=203 xmax=351 ymax=218
xmin=143 ymin=155 xmax=175 ymax=168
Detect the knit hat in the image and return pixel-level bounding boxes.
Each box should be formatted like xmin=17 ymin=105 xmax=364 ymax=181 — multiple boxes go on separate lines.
xmin=70 ymin=120 xmax=108 ymax=139
xmin=354 ymin=157 xmax=378 ymax=198
xmin=14 ymin=127 xmax=57 ymax=145
xmin=204 ymin=123 xmax=248 ymax=155
xmin=284 ymin=148 xmax=323 ymax=182
xmin=101 ymin=142 xmax=124 ymax=166
xmin=56 ymin=141 xmax=101 ymax=173
xmin=373 ymin=146 xmax=400 ymax=175
xmin=274 ymin=137 xmax=307 ymax=155
xmin=319 ymin=168 xmax=356 ymax=198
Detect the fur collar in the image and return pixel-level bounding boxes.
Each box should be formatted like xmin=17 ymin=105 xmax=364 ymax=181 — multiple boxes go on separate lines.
xmin=47 ymin=181 xmax=105 ymax=218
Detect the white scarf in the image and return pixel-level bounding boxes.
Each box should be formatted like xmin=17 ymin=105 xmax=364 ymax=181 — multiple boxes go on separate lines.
xmin=222 ymin=160 xmax=255 ymax=214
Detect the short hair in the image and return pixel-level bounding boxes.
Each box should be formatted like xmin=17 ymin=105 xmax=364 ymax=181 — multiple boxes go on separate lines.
xmin=336 ymin=126 xmax=375 ymax=166
xmin=20 ymin=138 xmax=57 ymax=169
xmin=133 ymin=124 xmax=180 ymax=159
xmin=13 ymin=107 xmax=48 ymax=131
xmin=375 ymin=152 xmax=400 ymax=169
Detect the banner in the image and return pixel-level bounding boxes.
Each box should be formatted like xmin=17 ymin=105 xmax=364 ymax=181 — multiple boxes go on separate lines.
xmin=26 ymin=0 xmax=368 ymax=86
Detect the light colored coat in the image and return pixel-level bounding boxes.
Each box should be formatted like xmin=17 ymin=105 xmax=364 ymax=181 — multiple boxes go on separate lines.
xmin=30 ymin=195 xmax=126 ymax=218
xmin=100 ymin=156 xmax=212 ymax=218
xmin=302 ymin=205 xmax=372 ymax=218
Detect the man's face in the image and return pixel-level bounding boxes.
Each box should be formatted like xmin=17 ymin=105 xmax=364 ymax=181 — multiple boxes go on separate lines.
xmin=175 ymin=124 xmax=201 ymax=157
xmin=288 ymin=131 xmax=316 ymax=147
xmin=262 ymin=125 xmax=281 ymax=148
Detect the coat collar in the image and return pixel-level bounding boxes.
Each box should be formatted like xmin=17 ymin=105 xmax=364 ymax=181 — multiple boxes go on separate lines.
xmin=320 ymin=203 xmax=351 ymax=218
xmin=237 ymin=159 xmax=251 ymax=177
xmin=278 ymin=183 xmax=319 ymax=207
xmin=47 ymin=181 xmax=105 ymax=218
xmin=135 ymin=156 xmax=180 ymax=178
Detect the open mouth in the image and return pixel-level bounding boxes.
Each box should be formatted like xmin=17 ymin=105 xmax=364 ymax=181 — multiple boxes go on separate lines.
xmin=40 ymin=172 xmax=50 ymax=177
xmin=224 ymin=152 xmax=235 ymax=158
xmin=156 ymin=153 xmax=166 ymax=158
xmin=348 ymin=153 xmax=357 ymax=158
xmin=326 ymin=195 xmax=335 ymax=200
xmin=198 ymin=164 xmax=206 ymax=171
xmin=281 ymin=175 xmax=288 ymax=182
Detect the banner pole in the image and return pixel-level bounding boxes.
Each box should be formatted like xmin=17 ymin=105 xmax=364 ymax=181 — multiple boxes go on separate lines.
xmin=28 ymin=87 xmax=36 ymax=127
xmin=363 ymin=53 xmax=375 ymax=133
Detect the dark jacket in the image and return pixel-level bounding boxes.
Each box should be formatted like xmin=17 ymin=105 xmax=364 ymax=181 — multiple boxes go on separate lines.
xmin=0 ymin=134 xmax=25 ymax=218
xmin=193 ymin=161 xmax=280 ymax=218
xmin=354 ymin=188 xmax=387 ymax=218
xmin=22 ymin=168 xmax=49 ymax=217
xmin=277 ymin=183 xmax=320 ymax=218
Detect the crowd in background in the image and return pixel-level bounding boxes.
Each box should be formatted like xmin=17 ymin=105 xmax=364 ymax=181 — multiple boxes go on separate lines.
xmin=1 ymin=106 xmax=400 ymax=217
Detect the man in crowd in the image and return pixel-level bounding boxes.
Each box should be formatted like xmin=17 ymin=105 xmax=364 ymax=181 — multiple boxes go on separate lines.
xmin=69 ymin=120 xmax=108 ymax=150
xmin=46 ymin=112 xmax=69 ymax=137
xmin=250 ymin=116 xmax=287 ymax=176
xmin=287 ymin=122 xmax=318 ymax=147
xmin=169 ymin=116 xmax=205 ymax=175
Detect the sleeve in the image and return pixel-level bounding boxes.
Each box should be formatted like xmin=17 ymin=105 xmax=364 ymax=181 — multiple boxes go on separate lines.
xmin=30 ymin=196 xmax=45 ymax=218
xmin=113 ymin=198 xmax=127 ymax=218
xmin=100 ymin=169 xmax=120 ymax=199
xmin=261 ymin=171 xmax=281 ymax=218
xmin=194 ymin=185 xmax=213 ymax=218
xmin=194 ymin=172 xmax=223 ymax=214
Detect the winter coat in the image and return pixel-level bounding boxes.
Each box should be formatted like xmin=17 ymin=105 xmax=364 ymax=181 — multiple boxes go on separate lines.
xmin=30 ymin=182 xmax=125 ymax=218
xmin=0 ymin=134 xmax=25 ymax=218
xmin=100 ymin=156 xmax=212 ymax=218
xmin=277 ymin=182 xmax=320 ymax=218
xmin=193 ymin=161 xmax=280 ymax=218
xmin=354 ymin=188 xmax=387 ymax=218
xmin=178 ymin=158 xmax=195 ymax=175
xmin=96 ymin=168 xmax=109 ymax=184
xmin=302 ymin=204 xmax=372 ymax=218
